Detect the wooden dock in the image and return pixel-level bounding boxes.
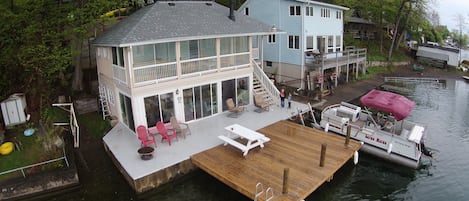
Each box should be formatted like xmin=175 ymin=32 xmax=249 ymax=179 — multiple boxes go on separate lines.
xmin=191 ymin=120 xmax=361 ymax=201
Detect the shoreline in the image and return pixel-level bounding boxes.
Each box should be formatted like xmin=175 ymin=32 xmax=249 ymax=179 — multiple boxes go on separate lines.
xmin=294 ymin=64 xmax=464 ymax=110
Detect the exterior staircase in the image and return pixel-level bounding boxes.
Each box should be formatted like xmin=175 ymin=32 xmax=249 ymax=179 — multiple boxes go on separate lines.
xmin=252 ymin=60 xmax=280 ymax=108
xmin=253 ymin=77 xmax=276 ymax=107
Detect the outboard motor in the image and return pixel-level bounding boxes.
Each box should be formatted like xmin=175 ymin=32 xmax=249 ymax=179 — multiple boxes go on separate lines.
xmin=421 ymin=142 xmax=433 ymax=157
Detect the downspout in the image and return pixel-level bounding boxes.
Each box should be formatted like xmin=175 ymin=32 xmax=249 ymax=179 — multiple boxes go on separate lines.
xmin=277 ymin=0 xmax=281 ymax=83
xmin=300 ymin=4 xmax=305 ymax=90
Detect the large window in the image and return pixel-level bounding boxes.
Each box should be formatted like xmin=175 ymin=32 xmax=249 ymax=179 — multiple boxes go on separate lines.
xmin=144 ymin=92 xmax=175 ymax=127
xmin=180 ymin=39 xmax=216 ymax=60
xmin=220 ymin=36 xmax=249 ymax=55
xmin=112 ymin=47 xmax=124 ymax=66
xmin=336 ymin=35 xmax=341 ymax=52
xmin=327 ymin=35 xmax=334 ymax=53
xmin=289 ymin=6 xmax=301 ymax=16
xmin=132 ymin=42 xmax=176 ymax=67
xmin=288 ymin=35 xmax=300 ymax=49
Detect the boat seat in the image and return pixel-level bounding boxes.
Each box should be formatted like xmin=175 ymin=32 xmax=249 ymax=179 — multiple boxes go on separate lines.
xmin=337 ymin=105 xmax=360 ymax=122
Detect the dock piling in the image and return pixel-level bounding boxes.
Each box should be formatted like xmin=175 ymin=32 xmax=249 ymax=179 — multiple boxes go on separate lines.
xmin=282 ymin=168 xmax=289 ymax=194
xmin=345 ymin=125 xmax=351 ymax=146
xmin=320 ymin=144 xmax=327 ymax=167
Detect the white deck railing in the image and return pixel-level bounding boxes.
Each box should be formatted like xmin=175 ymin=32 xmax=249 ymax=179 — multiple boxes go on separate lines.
xmin=181 ymin=57 xmax=217 ymax=75
xmin=252 ymin=60 xmax=280 ymax=106
xmin=112 ymin=64 xmax=126 ymax=84
xmin=133 ymin=63 xmax=177 ymax=84
xmin=220 ymin=53 xmax=250 ymax=69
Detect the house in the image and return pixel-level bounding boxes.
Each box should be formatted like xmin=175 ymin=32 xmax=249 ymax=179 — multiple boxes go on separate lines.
xmin=239 ymin=0 xmax=366 ymax=92
xmin=344 ymin=10 xmax=377 ymax=40
xmin=93 ymin=1 xmax=280 ymax=132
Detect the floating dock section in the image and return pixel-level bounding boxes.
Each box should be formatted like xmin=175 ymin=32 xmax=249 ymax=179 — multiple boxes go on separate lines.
xmin=191 ymin=120 xmax=361 ymax=201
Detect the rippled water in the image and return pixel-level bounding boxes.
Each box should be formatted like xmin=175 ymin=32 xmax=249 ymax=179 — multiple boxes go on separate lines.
xmin=51 ymin=79 xmax=469 ymax=201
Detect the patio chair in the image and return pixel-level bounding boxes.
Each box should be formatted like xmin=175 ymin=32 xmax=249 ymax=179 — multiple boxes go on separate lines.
xmin=254 ymin=94 xmax=269 ymax=112
xmin=156 ymin=121 xmax=178 ymax=146
xmin=170 ymin=116 xmax=191 ymax=139
xmin=136 ymin=125 xmax=157 ymax=147
xmin=226 ymin=98 xmax=244 ymax=118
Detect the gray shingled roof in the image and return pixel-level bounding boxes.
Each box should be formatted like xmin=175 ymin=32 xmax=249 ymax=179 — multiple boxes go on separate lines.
xmin=93 ymin=1 xmax=276 ymax=47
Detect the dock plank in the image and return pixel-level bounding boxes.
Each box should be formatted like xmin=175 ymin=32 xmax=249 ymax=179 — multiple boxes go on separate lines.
xmin=191 ymin=120 xmax=361 ymax=201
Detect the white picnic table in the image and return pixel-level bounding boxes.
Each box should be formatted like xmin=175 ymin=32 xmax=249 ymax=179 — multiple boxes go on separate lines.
xmin=218 ymin=124 xmax=270 ymax=156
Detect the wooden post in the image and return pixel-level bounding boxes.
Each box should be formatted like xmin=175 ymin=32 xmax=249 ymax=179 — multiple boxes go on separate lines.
xmin=345 ymin=124 xmax=351 ymax=146
xmin=320 ymin=144 xmax=327 ymax=167
xmin=282 ymin=168 xmax=289 ymax=194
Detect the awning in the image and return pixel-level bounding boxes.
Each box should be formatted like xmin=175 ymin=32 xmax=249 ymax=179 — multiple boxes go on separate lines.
xmin=359 ymin=89 xmax=415 ymax=121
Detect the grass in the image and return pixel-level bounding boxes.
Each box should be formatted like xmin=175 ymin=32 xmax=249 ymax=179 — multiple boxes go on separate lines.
xmin=345 ymin=36 xmax=412 ymax=62
xmin=77 ymin=112 xmax=111 ymax=139
xmin=0 ymin=109 xmax=110 ymax=181
xmin=357 ymin=65 xmax=394 ymax=80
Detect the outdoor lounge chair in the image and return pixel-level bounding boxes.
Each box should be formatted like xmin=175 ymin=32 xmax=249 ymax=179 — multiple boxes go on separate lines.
xmin=226 ymin=98 xmax=244 ymax=118
xmin=156 ymin=121 xmax=178 ymax=146
xmin=170 ymin=116 xmax=191 ymax=139
xmin=254 ymin=94 xmax=269 ymax=112
xmin=136 ymin=125 xmax=157 ymax=147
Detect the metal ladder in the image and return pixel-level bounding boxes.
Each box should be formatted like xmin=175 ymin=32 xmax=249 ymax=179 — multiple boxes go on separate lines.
xmin=98 ymin=85 xmax=111 ymax=120
xmin=254 ymin=182 xmax=274 ymax=201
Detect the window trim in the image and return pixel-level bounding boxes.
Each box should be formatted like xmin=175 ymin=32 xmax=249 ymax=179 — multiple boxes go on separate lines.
xmin=288 ymin=35 xmax=300 ymax=50
xmin=268 ymin=34 xmax=276 ymax=44
xmin=306 ymin=6 xmax=313 ymax=16
xmin=289 ymin=5 xmax=301 ymax=16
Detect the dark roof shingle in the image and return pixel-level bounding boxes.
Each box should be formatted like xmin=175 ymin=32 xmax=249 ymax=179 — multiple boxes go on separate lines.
xmin=93 ymin=1 xmax=275 ymax=47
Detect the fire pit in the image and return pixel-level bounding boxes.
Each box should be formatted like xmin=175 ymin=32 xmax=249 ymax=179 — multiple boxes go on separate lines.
xmin=137 ymin=146 xmax=154 ymax=160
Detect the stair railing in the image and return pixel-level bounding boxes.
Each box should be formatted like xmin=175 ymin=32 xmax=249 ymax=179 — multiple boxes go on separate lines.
xmin=252 ymin=60 xmax=280 ymax=106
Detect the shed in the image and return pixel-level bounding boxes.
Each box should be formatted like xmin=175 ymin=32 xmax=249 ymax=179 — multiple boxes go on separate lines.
xmin=1 ymin=94 xmax=28 ymax=127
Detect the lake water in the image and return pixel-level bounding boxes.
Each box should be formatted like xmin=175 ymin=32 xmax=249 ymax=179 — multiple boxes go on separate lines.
xmin=49 ymin=79 xmax=469 ymax=201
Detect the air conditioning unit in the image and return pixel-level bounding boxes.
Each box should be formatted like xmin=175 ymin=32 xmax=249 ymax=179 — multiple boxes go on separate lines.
xmin=1 ymin=93 xmax=28 ymax=127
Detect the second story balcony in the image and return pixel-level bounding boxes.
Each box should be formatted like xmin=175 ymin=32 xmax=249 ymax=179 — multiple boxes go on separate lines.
xmin=305 ymin=48 xmax=367 ymax=71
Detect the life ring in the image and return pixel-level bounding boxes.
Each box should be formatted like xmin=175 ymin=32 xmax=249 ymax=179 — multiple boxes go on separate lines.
xmin=0 ymin=142 xmax=14 ymax=155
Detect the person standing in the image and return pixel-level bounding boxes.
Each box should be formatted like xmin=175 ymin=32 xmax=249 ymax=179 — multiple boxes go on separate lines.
xmin=280 ymin=88 xmax=285 ymax=108
xmin=288 ymin=93 xmax=292 ymax=109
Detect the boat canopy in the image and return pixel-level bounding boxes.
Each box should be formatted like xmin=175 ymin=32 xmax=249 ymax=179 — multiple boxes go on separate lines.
xmin=359 ymin=89 xmax=415 ymax=121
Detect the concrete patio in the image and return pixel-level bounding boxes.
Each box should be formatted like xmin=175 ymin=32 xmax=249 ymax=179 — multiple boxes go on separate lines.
xmin=102 ymin=101 xmax=309 ymax=192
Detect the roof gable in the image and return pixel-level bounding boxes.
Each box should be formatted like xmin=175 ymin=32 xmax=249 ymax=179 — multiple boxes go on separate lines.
xmin=93 ymin=1 xmax=275 ymax=47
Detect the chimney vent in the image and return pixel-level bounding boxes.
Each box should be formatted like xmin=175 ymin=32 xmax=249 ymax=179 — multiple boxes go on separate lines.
xmin=229 ymin=0 xmax=235 ymax=21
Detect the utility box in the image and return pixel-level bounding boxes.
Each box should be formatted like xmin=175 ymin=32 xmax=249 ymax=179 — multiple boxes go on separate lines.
xmin=1 ymin=93 xmax=28 ymax=127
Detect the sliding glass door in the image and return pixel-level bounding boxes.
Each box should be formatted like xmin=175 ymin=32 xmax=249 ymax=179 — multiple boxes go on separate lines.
xmin=183 ymin=83 xmax=218 ymax=122
xmin=119 ymin=93 xmax=135 ymax=131
xmin=144 ymin=92 xmax=175 ymax=127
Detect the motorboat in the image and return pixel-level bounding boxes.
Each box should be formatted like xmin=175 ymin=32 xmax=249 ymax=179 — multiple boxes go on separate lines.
xmin=320 ymin=89 xmax=432 ymax=168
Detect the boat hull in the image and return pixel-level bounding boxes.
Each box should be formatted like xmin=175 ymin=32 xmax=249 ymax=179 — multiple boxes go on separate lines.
xmin=360 ymin=143 xmax=420 ymax=169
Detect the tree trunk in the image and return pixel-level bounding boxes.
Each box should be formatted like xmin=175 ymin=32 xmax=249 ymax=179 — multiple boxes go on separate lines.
xmin=395 ymin=3 xmax=413 ymax=51
xmin=388 ymin=0 xmax=408 ymax=61
xmin=72 ymin=38 xmax=83 ymax=92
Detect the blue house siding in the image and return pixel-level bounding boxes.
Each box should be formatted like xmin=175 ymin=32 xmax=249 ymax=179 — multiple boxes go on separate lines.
xmin=241 ymin=0 xmax=348 ymax=68
xmin=278 ymin=0 xmax=303 ymax=66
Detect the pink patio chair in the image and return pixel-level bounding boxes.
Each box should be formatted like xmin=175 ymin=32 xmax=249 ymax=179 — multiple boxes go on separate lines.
xmin=137 ymin=125 xmax=157 ymax=147
xmin=156 ymin=121 xmax=178 ymax=146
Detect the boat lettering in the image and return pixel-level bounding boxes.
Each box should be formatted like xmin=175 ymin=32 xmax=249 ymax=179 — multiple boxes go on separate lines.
xmin=365 ymin=134 xmax=374 ymax=141
xmin=376 ymin=138 xmax=387 ymax=145
xmin=365 ymin=135 xmax=387 ymax=145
